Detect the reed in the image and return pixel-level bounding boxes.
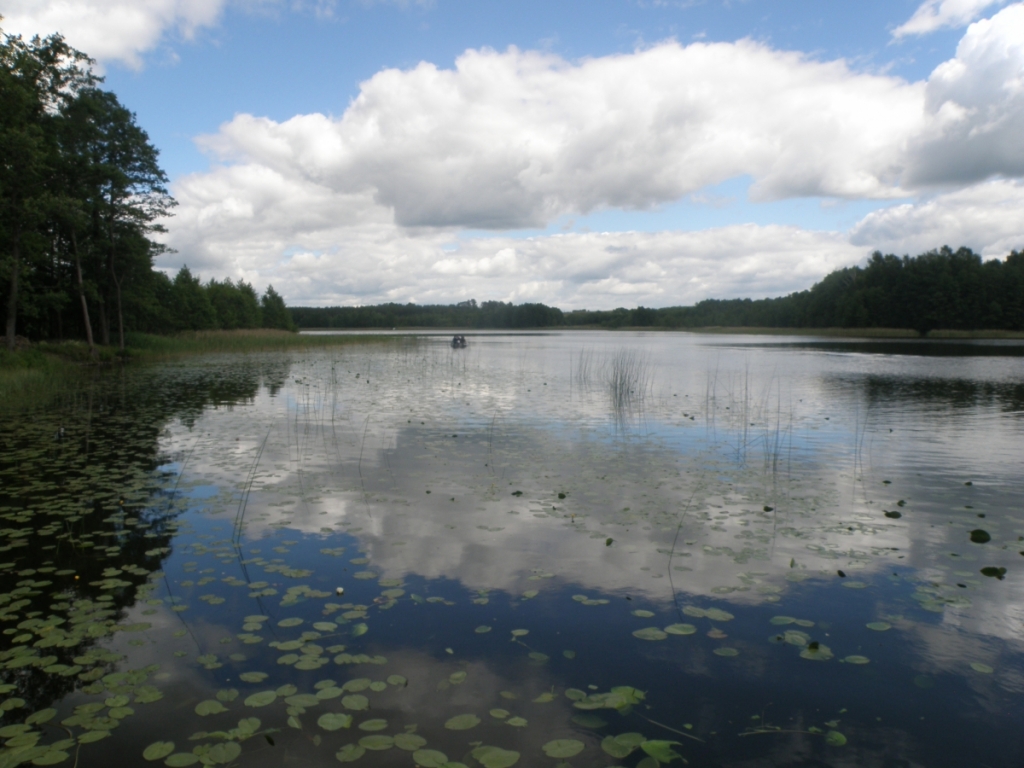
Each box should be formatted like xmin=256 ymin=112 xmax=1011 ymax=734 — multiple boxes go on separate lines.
xmin=607 ymin=348 xmax=652 ymax=412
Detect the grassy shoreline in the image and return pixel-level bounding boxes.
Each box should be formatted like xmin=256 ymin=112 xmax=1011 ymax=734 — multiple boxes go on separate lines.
xmin=0 ymin=330 xmax=379 ymax=410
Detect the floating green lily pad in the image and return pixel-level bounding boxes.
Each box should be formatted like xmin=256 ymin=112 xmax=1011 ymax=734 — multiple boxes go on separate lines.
xmin=471 ymin=745 xmax=520 ymax=768
xmin=633 ymin=627 xmax=668 ymax=641
xmin=843 ymin=655 xmax=870 ymax=664
xmin=825 ymin=731 xmax=847 ymax=746
xmin=866 ymin=622 xmax=892 ymax=631
xmin=358 ymin=718 xmax=388 ymax=731
xmin=358 ymin=734 xmax=394 ymax=750
xmin=713 ymin=647 xmax=739 ymax=657
xmin=163 ymin=754 xmax=199 ymax=767
xmin=970 ymin=662 xmax=994 ymax=674
xmin=664 ymin=623 xmax=696 ymax=635
xmin=542 ymin=739 xmax=584 ymax=758
xmin=641 ymin=740 xmax=683 ymax=763
xmin=278 ymin=617 xmax=303 ymax=627
xmin=244 ymin=691 xmax=277 ymax=708
xmin=318 ymin=713 xmax=352 ymax=731
xmin=475 ymin=626 xmax=492 ymax=633
xmin=195 ymin=700 xmax=228 ymax=716
xmin=445 ymin=714 xmax=480 ymax=730
xmin=412 ymin=749 xmax=449 ymax=767
xmin=335 ymin=744 xmax=366 ymax=762
xmin=632 ymin=610 xmax=655 ymax=618
xmin=394 ymin=733 xmax=427 ymax=751
xmin=342 ymin=695 xmax=369 ymax=711
xmin=143 ymin=742 xmax=175 ymax=761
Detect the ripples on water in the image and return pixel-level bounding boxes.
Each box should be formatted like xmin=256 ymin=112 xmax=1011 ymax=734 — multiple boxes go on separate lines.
xmin=0 ymin=331 xmax=1022 ymax=767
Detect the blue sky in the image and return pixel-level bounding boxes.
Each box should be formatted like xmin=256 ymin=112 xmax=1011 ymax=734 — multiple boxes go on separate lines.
xmin=4 ymin=0 xmax=1023 ymax=308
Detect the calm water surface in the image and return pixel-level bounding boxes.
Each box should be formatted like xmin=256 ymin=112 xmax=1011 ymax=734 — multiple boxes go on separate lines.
xmin=1 ymin=332 xmax=1023 ymax=768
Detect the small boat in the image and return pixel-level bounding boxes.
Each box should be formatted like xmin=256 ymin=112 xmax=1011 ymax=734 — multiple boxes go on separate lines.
xmin=451 ymin=335 xmax=467 ymax=348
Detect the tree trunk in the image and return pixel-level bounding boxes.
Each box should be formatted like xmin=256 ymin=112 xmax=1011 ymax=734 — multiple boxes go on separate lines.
xmin=5 ymin=226 xmax=21 ymax=352
xmin=98 ymin=299 xmax=110 ymax=346
xmin=109 ymin=247 xmax=125 ymax=350
xmin=71 ymin=229 xmax=96 ymax=355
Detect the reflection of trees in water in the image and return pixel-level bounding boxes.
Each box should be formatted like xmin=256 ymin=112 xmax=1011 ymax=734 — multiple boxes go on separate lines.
xmin=0 ymin=357 xmax=291 ymax=714
xmin=832 ymin=375 xmax=1024 ymax=413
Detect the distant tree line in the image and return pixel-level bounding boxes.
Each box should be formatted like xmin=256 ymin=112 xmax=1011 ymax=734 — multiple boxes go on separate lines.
xmin=293 ymin=247 xmax=1023 ymax=335
xmin=290 ymin=299 xmax=564 ymax=330
xmin=1 ymin=26 xmax=294 ymax=352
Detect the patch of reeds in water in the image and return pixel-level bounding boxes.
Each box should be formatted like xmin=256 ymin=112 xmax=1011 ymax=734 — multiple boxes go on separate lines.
xmin=607 ymin=348 xmax=652 ymax=412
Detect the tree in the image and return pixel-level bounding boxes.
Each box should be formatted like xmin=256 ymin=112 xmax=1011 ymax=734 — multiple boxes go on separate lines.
xmin=1 ymin=24 xmax=95 ymax=350
xmin=170 ymin=266 xmax=216 ymax=331
xmin=261 ymin=285 xmax=295 ymax=331
xmin=58 ymin=87 xmax=174 ymax=349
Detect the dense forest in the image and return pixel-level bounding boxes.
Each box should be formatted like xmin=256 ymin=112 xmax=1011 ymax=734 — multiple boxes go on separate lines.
xmin=1 ymin=27 xmax=294 ymax=353
xmin=293 ymin=246 xmax=1024 ymax=335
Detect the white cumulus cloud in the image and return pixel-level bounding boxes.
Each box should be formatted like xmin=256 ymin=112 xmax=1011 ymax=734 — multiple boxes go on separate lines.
xmin=904 ymin=3 xmax=1024 ymax=186
xmin=850 ymin=179 xmax=1024 ymax=256
xmin=198 ymin=40 xmax=926 ymax=231
xmin=893 ymin=0 xmax=1009 ymax=37
xmin=0 ymin=0 xmax=229 ymax=68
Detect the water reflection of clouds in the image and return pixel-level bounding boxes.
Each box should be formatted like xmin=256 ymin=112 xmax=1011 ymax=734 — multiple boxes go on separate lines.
xmin=155 ymin=336 xmax=1024 ymax=683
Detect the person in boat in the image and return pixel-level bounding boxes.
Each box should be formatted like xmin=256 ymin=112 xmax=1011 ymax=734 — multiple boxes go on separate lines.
xmin=451 ymin=334 xmax=467 ymax=348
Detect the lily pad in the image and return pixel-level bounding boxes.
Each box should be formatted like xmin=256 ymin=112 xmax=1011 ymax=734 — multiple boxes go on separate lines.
xmin=163 ymin=754 xmax=200 ymax=767
xmin=825 ymin=731 xmax=847 ymax=746
xmin=641 ymin=740 xmax=683 ymax=763
xmin=278 ymin=617 xmax=303 ymax=627
xmin=866 ymin=622 xmax=891 ymax=631
xmin=143 ymin=742 xmax=175 ymax=761
xmin=318 ymin=713 xmax=353 ymax=731
xmin=542 ymin=739 xmax=584 ymax=758
xmin=632 ymin=610 xmax=655 ymax=618
xmin=664 ymin=623 xmax=696 ymax=635
xmin=713 ymin=647 xmax=739 ymax=657
xmin=239 ymin=671 xmax=268 ymax=683
xmin=195 ymin=700 xmax=229 ymax=716
xmin=412 ymin=749 xmax=449 ymax=767
xmin=970 ymin=662 xmax=994 ymax=674
xmin=843 ymin=655 xmax=870 ymax=664
xmin=342 ymin=695 xmax=369 ymax=711
xmin=475 ymin=626 xmax=492 ymax=633
xmin=394 ymin=733 xmax=427 ymax=751
xmin=970 ymin=529 xmax=991 ymax=544
xmin=704 ymin=608 xmax=734 ymax=622
xmin=244 ymin=691 xmax=277 ymax=708
xmin=335 ymin=744 xmax=366 ymax=762
xmin=471 ymin=745 xmax=520 ymax=768
xmin=445 ymin=714 xmax=480 ymax=730
xmin=358 ymin=719 xmax=388 ymax=731
xmin=205 ymin=743 xmax=241 ymax=764
xmin=604 ymin=732 xmax=645 ymax=758
xmin=358 ymin=734 xmax=394 ymax=750
xmin=633 ymin=627 xmax=668 ymax=641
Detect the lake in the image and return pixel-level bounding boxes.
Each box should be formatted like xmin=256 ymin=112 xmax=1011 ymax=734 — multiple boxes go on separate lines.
xmin=1 ymin=331 xmax=1022 ymax=768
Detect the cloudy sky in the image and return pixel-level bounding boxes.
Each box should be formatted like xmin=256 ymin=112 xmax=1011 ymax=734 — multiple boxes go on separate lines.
xmin=3 ymin=0 xmax=1023 ymax=308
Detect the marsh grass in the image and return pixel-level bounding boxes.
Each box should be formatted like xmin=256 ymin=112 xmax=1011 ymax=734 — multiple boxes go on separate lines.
xmin=124 ymin=329 xmax=378 ymax=358
xmin=608 ymin=348 xmax=652 ymax=413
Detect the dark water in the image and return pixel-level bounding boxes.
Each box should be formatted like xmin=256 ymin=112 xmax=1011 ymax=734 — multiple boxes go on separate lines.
xmin=1 ymin=332 xmax=1022 ymax=768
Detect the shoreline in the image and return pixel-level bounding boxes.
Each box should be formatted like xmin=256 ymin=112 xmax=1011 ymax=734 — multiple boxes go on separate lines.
xmin=296 ymin=326 xmax=1024 ymax=339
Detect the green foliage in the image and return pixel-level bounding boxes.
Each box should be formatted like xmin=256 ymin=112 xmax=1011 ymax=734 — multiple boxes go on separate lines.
xmin=261 ymin=285 xmax=296 ymax=331
xmin=290 ymin=299 xmax=563 ymax=330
